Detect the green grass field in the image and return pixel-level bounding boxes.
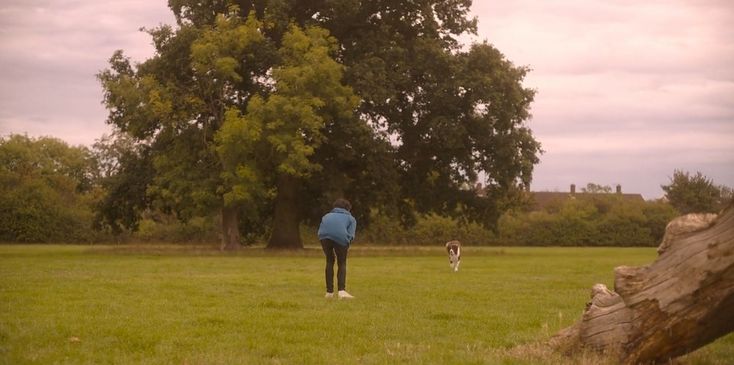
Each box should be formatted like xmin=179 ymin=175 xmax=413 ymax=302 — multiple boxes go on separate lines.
xmin=0 ymin=245 xmax=732 ymax=364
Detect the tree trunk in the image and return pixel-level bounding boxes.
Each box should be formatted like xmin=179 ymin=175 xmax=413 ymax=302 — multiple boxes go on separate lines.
xmin=220 ymin=205 xmax=241 ymax=251
xmin=266 ymin=174 xmax=303 ymax=249
xmin=550 ymin=203 xmax=734 ymax=364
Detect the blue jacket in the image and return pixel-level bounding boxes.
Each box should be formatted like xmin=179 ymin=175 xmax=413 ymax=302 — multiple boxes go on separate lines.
xmin=317 ymin=208 xmax=357 ymax=247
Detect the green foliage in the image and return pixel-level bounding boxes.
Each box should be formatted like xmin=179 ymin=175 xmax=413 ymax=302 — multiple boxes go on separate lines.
xmin=298 ymin=0 xmax=539 ymax=232
xmin=97 ymin=10 xmax=273 ymax=221
xmin=135 ymin=215 xmax=219 ymax=243
xmin=0 ymin=135 xmax=103 ymax=242
xmin=497 ymin=197 xmax=679 ymax=246
xmin=358 ymin=212 xmax=495 ymax=245
xmin=640 ymin=200 xmax=679 ymax=243
xmin=308 ymin=195 xmax=681 ymax=247
xmin=662 ymin=169 xmax=730 ymax=214
xmin=191 ymin=12 xmax=266 ymax=82
xmin=498 ymin=199 xmax=598 ymax=246
xmin=98 ymin=0 xmax=541 ymax=246
xmin=594 ymin=203 xmax=652 ymax=246
xmin=215 ymin=23 xmax=359 ymax=205
xmin=91 ymin=132 xmax=154 ymax=234
xmin=355 ymin=37 xmax=542 ymax=227
xmin=582 ymin=183 xmax=613 ymax=193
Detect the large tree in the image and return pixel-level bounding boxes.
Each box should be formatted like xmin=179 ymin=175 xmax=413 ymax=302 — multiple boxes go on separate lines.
xmin=291 ymin=0 xmax=541 ymax=226
xmin=99 ymin=10 xmax=276 ymax=250
xmin=215 ymin=23 xmax=363 ymax=249
xmin=99 ymin=0 xmax=541 ymax=249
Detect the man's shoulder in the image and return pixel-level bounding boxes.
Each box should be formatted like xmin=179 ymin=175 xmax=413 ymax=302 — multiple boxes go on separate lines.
xmin=326 ymin=208 xmax=353 ymax=217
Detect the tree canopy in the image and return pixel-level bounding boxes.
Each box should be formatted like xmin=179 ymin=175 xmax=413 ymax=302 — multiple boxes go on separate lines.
xmin=0 ymin=135 xmax=99 ymax=242
xmin=662 ymin=170 xmax=731 ymax=214
xmin=98 ymin=0 xmax=541 ymax=249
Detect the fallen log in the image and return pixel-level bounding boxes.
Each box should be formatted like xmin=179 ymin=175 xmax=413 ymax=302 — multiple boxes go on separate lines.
xmin=550 ymin=203 xmax=734 ymax=364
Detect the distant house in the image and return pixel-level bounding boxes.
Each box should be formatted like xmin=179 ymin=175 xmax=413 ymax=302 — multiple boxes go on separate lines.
xmin=530 ymin=184 xmax=644 ymax=211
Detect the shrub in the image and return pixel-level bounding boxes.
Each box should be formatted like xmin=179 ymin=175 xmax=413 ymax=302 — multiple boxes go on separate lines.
xmin=496 ymin=197 xmax=679 ymax=246
xmin=0 ymin=135 xmax=105 ymax=243
xmin=134 ymin=215 xmax=219 ymax=243
xmin=642 ymin=200 xmax=680 ymax=243
xmin=357 ymin=212 xmax=495 ymax=245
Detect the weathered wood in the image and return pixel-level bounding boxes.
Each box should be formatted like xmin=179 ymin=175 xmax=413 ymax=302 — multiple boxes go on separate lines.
xmin=551 ymin=204 xmax=734 ymax=364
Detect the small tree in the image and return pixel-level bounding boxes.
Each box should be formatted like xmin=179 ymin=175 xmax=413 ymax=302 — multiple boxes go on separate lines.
xmin=662 ymin=170 xmax=721 ymax=214
xmin=581 ymin=183 xmax=613 ymax=194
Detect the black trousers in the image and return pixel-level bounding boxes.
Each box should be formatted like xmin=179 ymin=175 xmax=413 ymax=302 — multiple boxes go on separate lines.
xmin=320 ymin=239 xmax=348 ymax=292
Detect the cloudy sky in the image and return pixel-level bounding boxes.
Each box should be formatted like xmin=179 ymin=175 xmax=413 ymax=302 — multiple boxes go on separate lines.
xmin=1 ymin=1 xmax=732 ymax=199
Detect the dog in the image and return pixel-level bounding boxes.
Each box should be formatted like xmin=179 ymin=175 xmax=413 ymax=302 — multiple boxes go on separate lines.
xmin=445 ymin=240 xmax=461 ymax=272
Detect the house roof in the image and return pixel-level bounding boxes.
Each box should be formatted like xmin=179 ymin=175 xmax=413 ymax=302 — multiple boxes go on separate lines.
xmin=530 ymin=189 xmax=644 ymax=210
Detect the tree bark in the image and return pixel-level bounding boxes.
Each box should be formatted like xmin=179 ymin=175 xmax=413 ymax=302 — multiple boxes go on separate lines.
xmin=551 ymin=203 xmax=734 ymax=364
xmin=266 ymin=174 xmax=303 ymax=249
xmin=220 ymin=205 xmax=241 ymax=251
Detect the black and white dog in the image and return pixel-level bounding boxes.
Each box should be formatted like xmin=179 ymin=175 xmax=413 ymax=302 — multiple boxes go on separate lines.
xmin=445 ymin=240 xmax=461 ymax=272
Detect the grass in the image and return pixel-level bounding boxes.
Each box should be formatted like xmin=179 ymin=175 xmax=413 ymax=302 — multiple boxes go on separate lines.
xmin=0 ymin=245 xmax=731 ymax=364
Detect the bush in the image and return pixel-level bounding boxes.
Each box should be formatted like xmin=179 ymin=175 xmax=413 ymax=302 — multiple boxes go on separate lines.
xmin=0 ymin=178 xmax=105 ymax=243
xmin=357 ymin=212 xmax=495 ymax=245
xmin=133 ymin=215 xmax=220 ymax=243
xmin=0 ymin=134 xmax=107 ymax=243
xmin=642 ymin=200 xmax=680 ymax=243
xmin=496 ymin=197 xmax=678 ymax=246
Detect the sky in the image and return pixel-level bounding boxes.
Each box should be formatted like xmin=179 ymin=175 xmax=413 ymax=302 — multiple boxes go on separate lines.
xmin=1 ymin=1 xmax=732 ymax=199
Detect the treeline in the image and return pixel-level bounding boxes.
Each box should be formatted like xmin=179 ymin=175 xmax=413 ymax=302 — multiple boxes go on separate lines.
xmin=341 ymin=198 xmax=678 ymax=246
xmin=496 ymin=198 xmax=677 ymax=246
xmin=6 ymin=2 xmax=732 ymax=248
xmin=1 ymin=134 xmax=731 ymax=246
xmin=143 ymin=195 xmax=704 ymax=247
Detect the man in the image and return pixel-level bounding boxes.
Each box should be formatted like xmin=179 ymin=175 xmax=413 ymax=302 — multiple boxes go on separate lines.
xmin=317 ymin=198 xmax=357 ymax=299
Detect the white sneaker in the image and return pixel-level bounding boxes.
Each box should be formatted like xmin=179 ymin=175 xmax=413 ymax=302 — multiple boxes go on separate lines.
xmin=325 ymin=292 xmax=334 ymax=298
xmin=338 ymin=290 xmax=355 ymax=299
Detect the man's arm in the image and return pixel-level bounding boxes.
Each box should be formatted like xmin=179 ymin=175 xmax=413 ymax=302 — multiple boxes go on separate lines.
xmin=347 ymin=217 xmax=357 ymax=243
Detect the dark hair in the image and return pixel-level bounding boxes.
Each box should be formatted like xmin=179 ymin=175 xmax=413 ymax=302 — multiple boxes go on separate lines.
xmin=333 ymin=198 xmax=352 ymax=211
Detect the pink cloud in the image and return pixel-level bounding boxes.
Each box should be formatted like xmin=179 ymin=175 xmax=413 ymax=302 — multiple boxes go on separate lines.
xmin=467 ymin=0 xmax=734 ymax=197
xmin=0 ymin=0 xmax=731 ymax=199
